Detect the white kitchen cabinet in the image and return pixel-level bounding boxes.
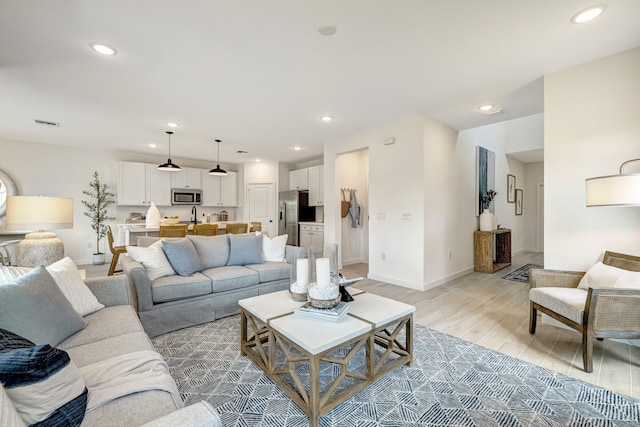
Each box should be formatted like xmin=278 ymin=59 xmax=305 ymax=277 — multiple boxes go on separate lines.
xmin=118 ymin=162 xmax=171 ymax=206
xmin=308 ymin=165 xmax=323 ymax=206
xmin=289 ymin=169 xmax=308 ymax=190
xmin=202 ymin=170 xmax=237 ymax=206
xmin=170 ymin=167 xmax=202 ymax=189
xmin=299 ymin=224 xmax=323 ymax=248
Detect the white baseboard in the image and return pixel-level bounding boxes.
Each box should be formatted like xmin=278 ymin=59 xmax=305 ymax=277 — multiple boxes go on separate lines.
xmin=423 ymin=266 xmax=475 ymax=291
xmin=367 ymin=273 xmax=424 ymax=291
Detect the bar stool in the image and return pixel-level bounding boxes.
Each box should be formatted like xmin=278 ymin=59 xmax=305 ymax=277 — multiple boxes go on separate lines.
xmin=107 ymin=226 xmax=127 ymax=276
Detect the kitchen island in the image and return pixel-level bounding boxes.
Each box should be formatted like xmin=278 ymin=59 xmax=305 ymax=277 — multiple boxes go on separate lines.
xmin=117 ymin=221 xmax=247 ymax=246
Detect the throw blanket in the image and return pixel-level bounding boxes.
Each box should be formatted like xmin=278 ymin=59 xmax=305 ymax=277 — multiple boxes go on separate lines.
xmin=79 ymin=350 xmax=183 ymax=412
xmin=348 ymin=189 xmax=361 ymax=228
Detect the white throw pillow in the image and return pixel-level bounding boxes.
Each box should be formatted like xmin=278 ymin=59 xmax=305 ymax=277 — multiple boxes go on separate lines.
xmin=46 ymin=257 xmax=105 ymax=316
xmin=127 ymin=240 xmax=176 ymax=281
xmin=262 ymin=234 xmax=288 ymax=262
xmin=0 ymin=258 xmax=104 ymax=316
xmin=577 ymin=261 xmax=640 ymax=290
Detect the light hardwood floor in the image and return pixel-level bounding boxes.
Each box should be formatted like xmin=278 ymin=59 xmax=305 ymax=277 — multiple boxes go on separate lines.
xmin=342 ymin=252 xmax=640 ymax=400
xmin=83 ymin=251 xmax=639 ymax=399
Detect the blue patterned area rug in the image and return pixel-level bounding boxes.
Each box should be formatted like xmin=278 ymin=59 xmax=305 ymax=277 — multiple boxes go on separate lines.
xmin=500 ymin=264 xmax=543 ymax=283
xmin=152 ymin=315 xmax=640 ymax=426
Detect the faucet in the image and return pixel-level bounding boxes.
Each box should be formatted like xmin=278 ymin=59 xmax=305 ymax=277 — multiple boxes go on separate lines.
xmin=191 ymin=206 xmax=197 ymax=224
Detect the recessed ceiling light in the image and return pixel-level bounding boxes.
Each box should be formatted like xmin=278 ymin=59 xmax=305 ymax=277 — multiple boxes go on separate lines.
xmin=256 ymin=158 xmax=261 ymax=162
xmin=167 ymin=122 xmax=179 ymax=128
xmin=571 ymin=5 xmax=605 ymax=23
xmin=479 ymin=104 xmax=494 ymax=112
xmin=90 ymin=43 xmax=117 ymax=56
xmin=294 ymin=146 xmax=301 ymax=151
xmin=148 ymin=143 xmax=157 ymax=148
xmin=321 ymin=115 xmax=333 ymax=122
xmin=318 ymin=25 xmax=337 ymax=36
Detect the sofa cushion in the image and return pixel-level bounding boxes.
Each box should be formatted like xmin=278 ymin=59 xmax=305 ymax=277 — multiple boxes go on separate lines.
xmin=81 ymin=389 xmax=178 ymax=426
xmin=162 ymin=238 xmax=204 ymax=276
xmin=187 ymin=234 xmax=230 ymax=269
xmin=577 ymin=261 xmax=640 ymax=290
xmin=0 ymin=266 xmax=87 ymax=347
xmin=246 ymin=262 xmax=292 ymax=283
xmin=127 ymin=240 xmax=176 ymax=281
xmin=0 ymin=329 xmax=87 ymax=427
xmin=261 ymin=233 xmax=288 ymax=262
xmin=57 ymin=305 xmax=144 ymax=351
xmin=227 ymin=233 xmax=263 ymax=266
xmin=151 ymin=272 xmax=212 ymax=303
xmin=203 ymin=266 xmax=260 ymax=293
xmin=64 ymin=331 xmax=154 ymax=368
xmin=529 ymin=287 xmax=588 ymax=324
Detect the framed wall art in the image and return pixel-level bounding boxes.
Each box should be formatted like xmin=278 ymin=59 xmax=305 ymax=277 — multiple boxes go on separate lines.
xmin=515 ymin=189 xmax=523 ymax=215
xmin=507 ymin=174 xmax=516 ymax=203
xmin=475 ymin=146 xmax=495 ymax=216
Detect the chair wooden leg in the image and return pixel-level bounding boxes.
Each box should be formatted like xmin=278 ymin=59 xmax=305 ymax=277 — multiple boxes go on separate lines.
xmin=582 ymin=330 xmax=593 ymax=373
xmin=108 ymin=252 xmax=120 ymax=276
xmin=529 ymin=302 xmax=537 ymax=334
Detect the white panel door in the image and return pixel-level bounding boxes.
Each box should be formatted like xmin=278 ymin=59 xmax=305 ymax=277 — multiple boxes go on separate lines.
xmin=248 ymin=182 xmax=275 ymax=236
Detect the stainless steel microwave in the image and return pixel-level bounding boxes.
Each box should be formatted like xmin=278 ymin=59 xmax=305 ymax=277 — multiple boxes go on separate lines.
xmin=171 ymin=188 xmax=202 ymax=205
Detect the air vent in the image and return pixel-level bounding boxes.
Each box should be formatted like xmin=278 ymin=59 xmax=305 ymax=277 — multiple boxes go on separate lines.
xmin=34 ymin=119 xmax=60 ymax=127
xmin=236 ymin=150 xmax=248 ymax=154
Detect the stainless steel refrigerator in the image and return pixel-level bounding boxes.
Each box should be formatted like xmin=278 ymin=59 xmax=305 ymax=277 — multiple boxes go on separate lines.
xmin=278 ymin=190 xmax=315 ymax=246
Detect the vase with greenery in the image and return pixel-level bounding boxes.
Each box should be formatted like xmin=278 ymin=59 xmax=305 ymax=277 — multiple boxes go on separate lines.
xmin=82 ymin=171 xmax=115 ymax=264
xmin=480 ymin=189 xmax=497 ymax=231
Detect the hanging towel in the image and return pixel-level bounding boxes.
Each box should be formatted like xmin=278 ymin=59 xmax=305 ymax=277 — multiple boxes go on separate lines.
xmin=348 ymin=189 xmax=361 ymax=228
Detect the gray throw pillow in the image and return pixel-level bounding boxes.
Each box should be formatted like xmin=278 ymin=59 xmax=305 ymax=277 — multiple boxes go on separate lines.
xmin=162 ymin=238 xmax=204 ymax=276
xmin=227 ymin=233 xmax=264 ymax=266
xmin=0 ymin=266 xmax=86 ymax=347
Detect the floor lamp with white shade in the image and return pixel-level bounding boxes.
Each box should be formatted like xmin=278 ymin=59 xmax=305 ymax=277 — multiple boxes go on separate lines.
xmin=5 ymin=195 xmax=74 ymax=267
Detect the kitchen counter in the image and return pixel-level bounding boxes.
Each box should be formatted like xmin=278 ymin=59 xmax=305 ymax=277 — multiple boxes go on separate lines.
xmin=117 ymin=221 xmax=246 ymax=245
xmin=298 ymin=222 xmax=324 ymax=225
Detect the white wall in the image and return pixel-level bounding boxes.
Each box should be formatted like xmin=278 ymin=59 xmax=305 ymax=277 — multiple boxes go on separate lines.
xmin=524 ymin=162 xmax=544 ymax=252
xmin=544 ymin=47 xmax=640 ymax=269
xmin=0 ymin=138 xmax=239 ymax=264
xmin=337 ymin=149 xmax=369 ymax=265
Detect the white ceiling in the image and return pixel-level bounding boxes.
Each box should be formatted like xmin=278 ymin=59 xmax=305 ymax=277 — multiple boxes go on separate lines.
xmin=1 ymin=1 xmax=639 ymax=165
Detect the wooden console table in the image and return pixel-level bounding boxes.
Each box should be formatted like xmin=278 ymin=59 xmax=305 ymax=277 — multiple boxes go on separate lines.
xmin=474 ymin=229 xmax=511 ymax=273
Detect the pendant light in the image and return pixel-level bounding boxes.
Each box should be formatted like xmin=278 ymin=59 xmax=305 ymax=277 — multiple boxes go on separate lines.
xmin=158 ymin=131 xmax=181 ymax=171
xmin=208 ymin=139 xmax=228 ymax=176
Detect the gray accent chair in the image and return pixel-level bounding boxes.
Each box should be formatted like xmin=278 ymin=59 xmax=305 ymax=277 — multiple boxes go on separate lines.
xmin=123 ymin=234 xmax=305 ymax=337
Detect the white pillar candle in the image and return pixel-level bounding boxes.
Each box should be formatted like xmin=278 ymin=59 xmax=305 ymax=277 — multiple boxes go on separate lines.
xmin=316 ymin=258 xmax=331 ymax=288
xmin=296 ymin=258 xmax=309 ymax=289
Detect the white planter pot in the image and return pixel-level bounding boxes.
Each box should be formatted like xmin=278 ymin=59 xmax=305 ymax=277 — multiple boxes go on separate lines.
xmin=479 ymin=209 xmax=494 ymax=231
xmin=145 ymin=202 xmax=161 ymax=227
xmin=92 ymin=253 xmax=106 ymax=265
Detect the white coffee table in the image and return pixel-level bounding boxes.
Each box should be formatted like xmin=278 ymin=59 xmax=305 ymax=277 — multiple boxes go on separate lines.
xmin=239 ymin=289 xmax=415 ymax=427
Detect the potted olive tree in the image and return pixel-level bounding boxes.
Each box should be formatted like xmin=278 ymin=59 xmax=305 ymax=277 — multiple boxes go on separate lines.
xmin=82 ymin=171 xmax=115 ymax=265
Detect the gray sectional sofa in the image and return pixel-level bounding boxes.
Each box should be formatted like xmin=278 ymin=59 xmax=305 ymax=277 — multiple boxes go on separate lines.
xmin=0 ymin=267 xmax=221 ymax=426
xmin=122 ymin=233 xmax=306 ymax=337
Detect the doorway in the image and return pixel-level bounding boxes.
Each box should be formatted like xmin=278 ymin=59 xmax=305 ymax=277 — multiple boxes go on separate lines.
xmin=537 ymin=183 xmax=544 ymax=253
xmin=248 ymin=182 xmax=276 ymax=236
xmin=337 ymin=149 xmax=369 ymax=266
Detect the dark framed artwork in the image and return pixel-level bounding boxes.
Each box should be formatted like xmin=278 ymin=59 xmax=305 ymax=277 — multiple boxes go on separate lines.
xmin=507 ymin=174 xmax=516 ymax=203
xmin=515 ymin=189 xmax=523 ymax=215
xmin=475 ymin=146 xmax=495 ymax=216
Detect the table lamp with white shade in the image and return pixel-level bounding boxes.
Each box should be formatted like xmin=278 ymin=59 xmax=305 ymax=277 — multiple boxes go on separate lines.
xmin=6 ymin=195 xmax=73 ymax=267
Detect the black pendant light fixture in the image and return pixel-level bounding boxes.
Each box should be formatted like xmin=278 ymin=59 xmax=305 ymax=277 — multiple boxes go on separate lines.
xmin=208 ymin=139 xmax=228 ymax=176
xmin=158 ymin=131 xmax=181 ymax=171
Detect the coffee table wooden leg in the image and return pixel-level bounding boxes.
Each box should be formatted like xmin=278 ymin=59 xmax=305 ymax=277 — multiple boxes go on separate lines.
xmin=406 ymin=314 xmax=413 ymax=367
xmin=309 ymin=354 xmax=320 ymax=427
xmin=240 ymin=309 xmax=248 ymax=356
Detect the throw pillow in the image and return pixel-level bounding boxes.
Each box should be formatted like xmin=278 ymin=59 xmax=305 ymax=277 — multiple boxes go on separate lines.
xmin=46 ymin=257 xmax=105 ymax=316
xmin=262 ymin=233 xmax=288 ymax=262
xmin=127 ymin=240 xmax=176 ymax=281
xmin=0 ymin=329 xmax=87 ymax=427
xmin=187 ymin=235 xmax=230 ymax=269
xmin=1 ymin=382 xmax=26 ymax=427
xmin=227 ymin=233 xmax=264 ymax=266
xmin=0 ymin=266 xmax=31 ymax=285
xmin=578 ymin=261 xmax=640 ymax=290
xmin=162 ymin=238 xmax=204 ymax=276
xmin=0 ymin=266 xmax=87 ymax=347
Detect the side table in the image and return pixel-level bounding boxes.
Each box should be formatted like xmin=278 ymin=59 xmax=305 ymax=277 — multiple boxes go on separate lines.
xmin=474 ymin=229 xmax=511 ymax=273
